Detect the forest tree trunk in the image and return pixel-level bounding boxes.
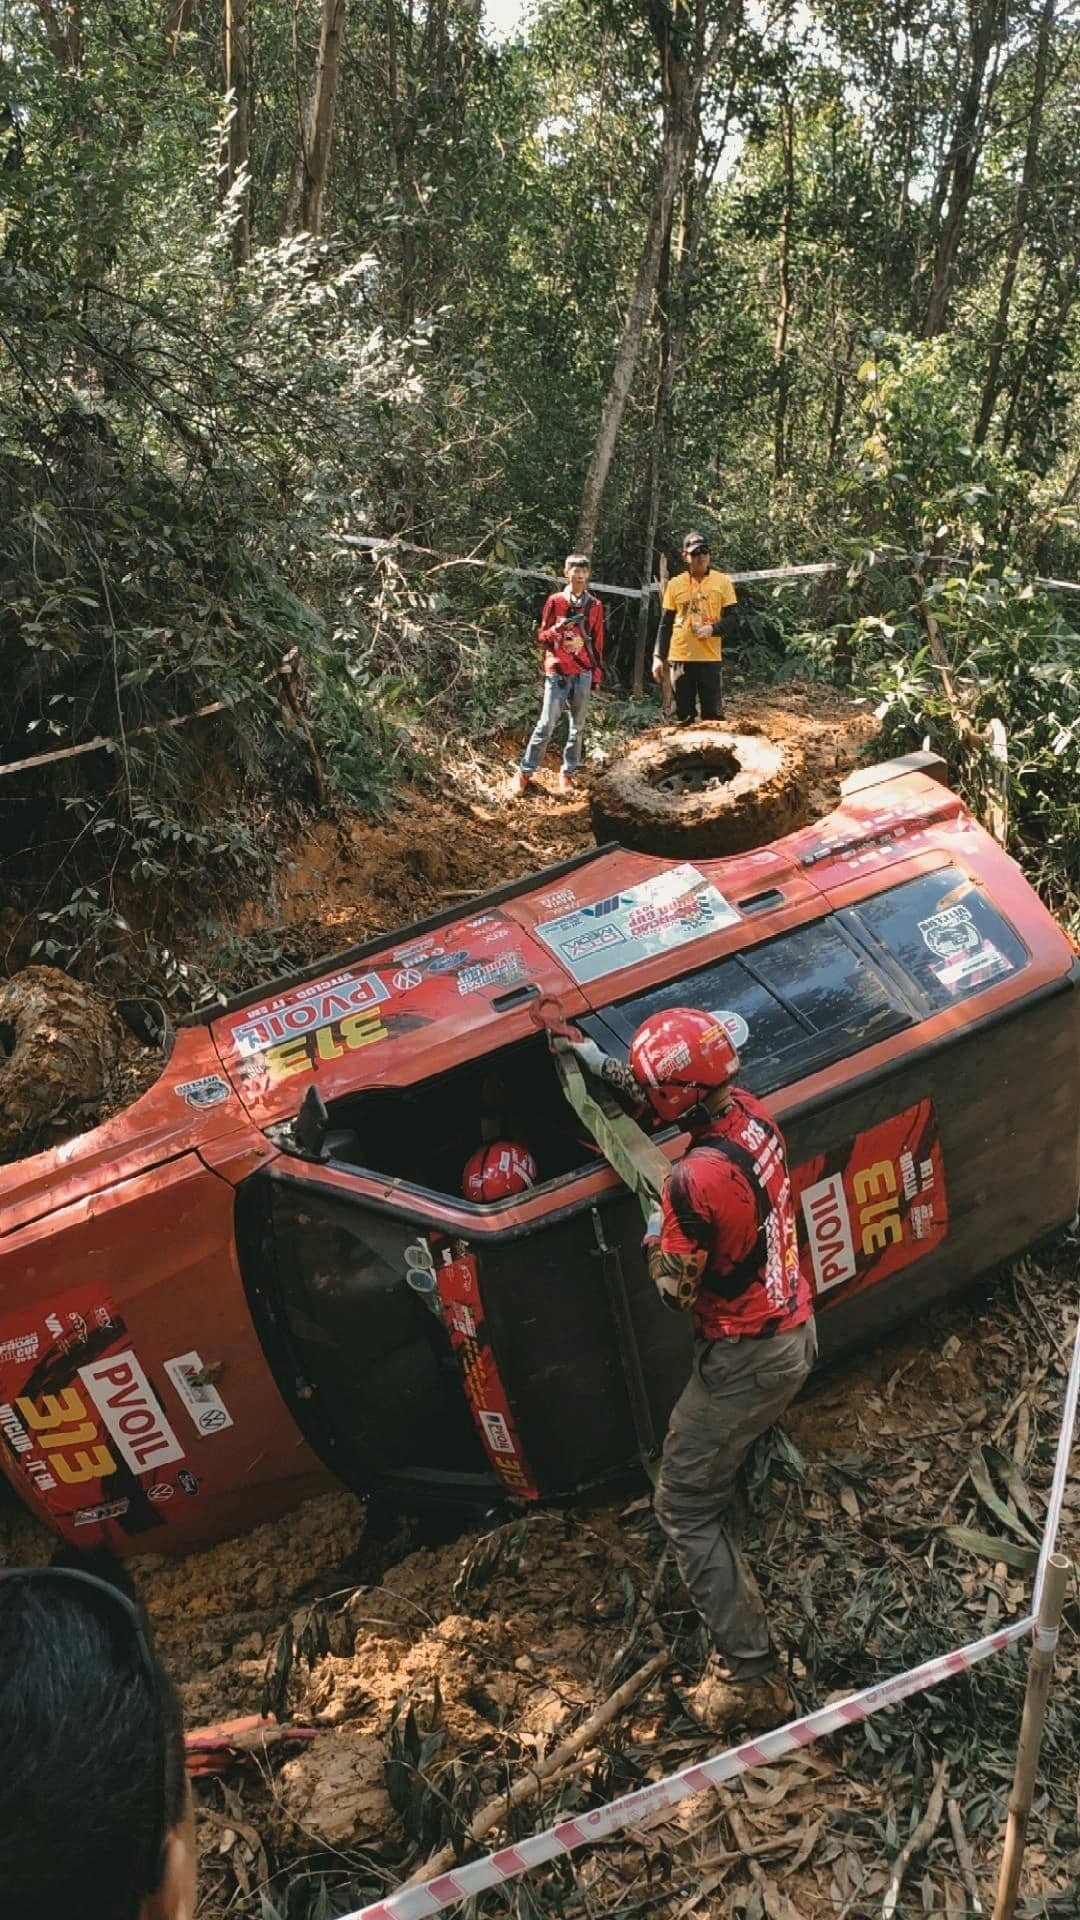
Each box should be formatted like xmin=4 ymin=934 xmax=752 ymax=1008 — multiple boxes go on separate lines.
xmin=772 ymin=86 xmax=795 ymax=480
xmin=974 ymin=0 xmax=1056 ymax=443
xmin=575 ymin=0 xmax=740 ymax=555
xmin=224 ymin=0 xmax=251 ymax=265
xmin=923 ymin=0 xmax=1003 ymax=337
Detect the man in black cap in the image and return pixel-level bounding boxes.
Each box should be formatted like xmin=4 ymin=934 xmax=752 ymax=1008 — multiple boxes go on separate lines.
xmin=652 ymin=532 xmax=739 ymax=723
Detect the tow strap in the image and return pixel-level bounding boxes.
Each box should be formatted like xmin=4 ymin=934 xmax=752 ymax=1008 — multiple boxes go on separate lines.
xmin=551 ymin=1046 xmax=675 ymax=1476
xmin=550 ymin=1046 xmax=672 ymax=1220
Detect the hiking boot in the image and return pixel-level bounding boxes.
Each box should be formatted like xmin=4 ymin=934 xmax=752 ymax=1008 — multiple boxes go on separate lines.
xmin=557 ymin=769 xmax=574 ymax=794
xmin=509 ymin=768 xmax=531 ymax=797
xmin=685 ymin=1658 xmax=792 ymax=1735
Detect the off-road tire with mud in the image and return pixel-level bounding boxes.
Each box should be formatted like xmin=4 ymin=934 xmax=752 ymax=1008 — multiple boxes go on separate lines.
xmin=0 ymin=965 xmax=119 ymax=1161
xmin=590 ymin=723 xmax=809 ymax=859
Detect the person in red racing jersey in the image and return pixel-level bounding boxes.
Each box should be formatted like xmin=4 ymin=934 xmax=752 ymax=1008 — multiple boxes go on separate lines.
xmin=567 ymin=1009 xmax=816 ymax=1730
xmin=510 ymin=553 xmax=604 ymax=798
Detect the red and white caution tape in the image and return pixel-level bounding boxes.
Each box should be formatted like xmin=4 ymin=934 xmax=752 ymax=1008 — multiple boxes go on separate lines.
xmin=1034 ymin=1297 xmax=1080 ymax=1613
xmin=350 ymin=1293 xmax=1080 ymax=1920
xmin=349 ymin=1617 xmax=1032 ymax=1920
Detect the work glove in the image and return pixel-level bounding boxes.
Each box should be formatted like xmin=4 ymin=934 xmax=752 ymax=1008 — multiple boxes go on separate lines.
xmin=564 ymin=1035 xmax=608 ymax=1077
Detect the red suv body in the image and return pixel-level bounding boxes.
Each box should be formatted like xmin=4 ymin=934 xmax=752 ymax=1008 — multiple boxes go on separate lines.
xmin=1 ymin=756 xmax=1077 ymax=1554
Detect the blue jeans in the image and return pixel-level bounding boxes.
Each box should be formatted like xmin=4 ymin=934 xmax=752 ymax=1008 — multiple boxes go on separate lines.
xmin=520 ymin=672 xmax=593 ymax=775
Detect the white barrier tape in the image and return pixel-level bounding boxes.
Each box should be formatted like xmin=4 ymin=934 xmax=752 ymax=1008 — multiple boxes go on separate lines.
xmin=1033 ymin=1299 xmax=1080 ymax=1614
xmin=1033 ymin=1623 xmax=1060 ymax=1653
xmin=337 ymin=532 xmax=1080 ymax=603
xmin=349 ymin=1616 xmax=1032 ymax=1920
xmin=0 ymin=664 xmax=287 ymax=781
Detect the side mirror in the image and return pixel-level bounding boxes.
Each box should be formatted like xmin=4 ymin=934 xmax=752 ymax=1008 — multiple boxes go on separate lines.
xmin=295 ymin=1085 xmax=330 ymax=1160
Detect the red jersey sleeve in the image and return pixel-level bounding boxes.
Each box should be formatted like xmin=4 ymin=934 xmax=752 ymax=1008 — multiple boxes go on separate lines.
xmin=660 ymin=1152 xmax=759 ymax=1273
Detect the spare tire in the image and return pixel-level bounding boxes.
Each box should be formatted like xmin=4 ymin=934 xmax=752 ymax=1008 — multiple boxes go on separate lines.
xmin=590 ymin=724 xmax=809 ymax=859
xmin=0 ymin=965 xmax=119 ymax=1161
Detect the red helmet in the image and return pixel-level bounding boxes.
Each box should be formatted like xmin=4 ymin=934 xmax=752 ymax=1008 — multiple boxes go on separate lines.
xmin=629 ymin=1008 xmax=740 ymax=1124
xmin=462 ymin=1139 xmax=538 ymax=1203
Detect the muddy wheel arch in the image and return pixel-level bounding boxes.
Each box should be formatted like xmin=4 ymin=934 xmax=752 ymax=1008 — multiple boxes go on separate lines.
xmin=0 ymin=965 xmax=119 ymax=1160
xmin=589 ymin=724 xmax=810 ymax=859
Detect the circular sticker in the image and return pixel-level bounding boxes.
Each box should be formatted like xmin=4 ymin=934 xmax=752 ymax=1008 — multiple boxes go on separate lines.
xmin=147 ymin=1482 xmax=174 ymax=1504
xmin=710 ymin=1009 xmax=749 ymax=1051
xmin=393 ymin=968 xmax=422 ymax=992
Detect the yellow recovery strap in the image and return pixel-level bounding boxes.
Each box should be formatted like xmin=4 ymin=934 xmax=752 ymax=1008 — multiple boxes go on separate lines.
xmin=551 ymin=1045 xmax=672 ymax=1218
xmin=551 ymin=1045 xmax=674 ymax=1473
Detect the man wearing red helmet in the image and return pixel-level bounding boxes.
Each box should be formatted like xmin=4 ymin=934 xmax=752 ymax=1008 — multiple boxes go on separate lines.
xmin=568 ymin=1009 xmax=815 ymax=1731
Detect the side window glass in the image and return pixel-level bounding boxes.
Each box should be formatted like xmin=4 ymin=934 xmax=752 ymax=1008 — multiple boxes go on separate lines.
xmin=583 ymin=958 xmax=807 ymax=1086
xmin=844 ymin=868 xmax=1028 ymax=1009
xmin=587 ymin=932 xmax=910 ymax=1097
xmin=745 ymin=922 xmax=902 ymax=1042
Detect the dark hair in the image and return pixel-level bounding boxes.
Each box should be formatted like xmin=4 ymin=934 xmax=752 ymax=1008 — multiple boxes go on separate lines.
xmin=0 ymin=1550 xmax=187 ymax=1920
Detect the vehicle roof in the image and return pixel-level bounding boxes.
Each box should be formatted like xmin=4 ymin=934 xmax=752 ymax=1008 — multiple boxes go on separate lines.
xmin=1 ymin=757 xmax=1070 ymax=1230
xmin=203 ymin=759 xmax=1070 ymax=1128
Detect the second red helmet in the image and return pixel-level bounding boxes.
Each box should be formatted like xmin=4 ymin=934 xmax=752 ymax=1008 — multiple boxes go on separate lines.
xmin=629 ymin=1008 xmax=740 ymax=1124
xmin=462 ymin=1139 xmax=538 ymax=1203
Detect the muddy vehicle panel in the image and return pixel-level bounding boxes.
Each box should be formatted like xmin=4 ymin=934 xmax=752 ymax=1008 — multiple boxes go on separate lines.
xmin=1 ymin=756 xmax=1077 ymax=1554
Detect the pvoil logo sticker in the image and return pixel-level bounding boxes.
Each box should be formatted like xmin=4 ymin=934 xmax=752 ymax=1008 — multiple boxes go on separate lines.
xmin=793 ymin=1101 xmax=948 ymax=1302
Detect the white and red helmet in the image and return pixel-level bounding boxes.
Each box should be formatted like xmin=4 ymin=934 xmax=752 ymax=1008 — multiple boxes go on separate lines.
xmin=629 ymin=1008 xmax=740 ymax=1125
xmin=462 ymin=1139 xmax=538 ymax=1203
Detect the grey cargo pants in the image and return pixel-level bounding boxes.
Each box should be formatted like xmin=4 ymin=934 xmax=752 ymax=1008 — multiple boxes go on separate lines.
xmin=654 ymin=1318 xmax=817 ymax=1670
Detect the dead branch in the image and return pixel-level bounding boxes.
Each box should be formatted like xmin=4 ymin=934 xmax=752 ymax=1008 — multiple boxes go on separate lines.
xmin=404 ymin=1646 xmax=670 ymax=1885
xmin=882 ymin=1756 xmax=949 ymax=1919
xmin=948 ymin=1797 xmax=985 ymax=1915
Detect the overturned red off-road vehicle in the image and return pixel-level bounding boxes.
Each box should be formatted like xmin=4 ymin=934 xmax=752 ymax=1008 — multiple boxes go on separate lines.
xmin=1 ymin=753 xmax=1077 ymax=1556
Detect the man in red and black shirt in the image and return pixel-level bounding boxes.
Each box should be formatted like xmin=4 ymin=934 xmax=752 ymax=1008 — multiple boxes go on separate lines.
xmin=569 ymin=1007 xmax=815 ymax=1730
xmin=511 ymin=553 xmax=604 ymax=797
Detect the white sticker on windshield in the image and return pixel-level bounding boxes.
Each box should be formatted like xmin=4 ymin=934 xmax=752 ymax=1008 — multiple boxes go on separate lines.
xmin=536 ymin=864 xmax=739 ymax=984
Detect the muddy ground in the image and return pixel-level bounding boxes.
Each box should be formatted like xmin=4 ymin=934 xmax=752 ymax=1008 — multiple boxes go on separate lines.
xmin=3 ymin=681 xmax=1078 ymax=1919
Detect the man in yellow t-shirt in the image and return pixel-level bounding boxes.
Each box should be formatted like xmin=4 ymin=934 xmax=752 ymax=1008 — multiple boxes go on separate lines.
xmin=651 ymin=531 xmax=738 ymax=722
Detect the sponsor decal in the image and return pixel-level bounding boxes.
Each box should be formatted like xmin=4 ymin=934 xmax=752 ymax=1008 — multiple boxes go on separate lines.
xmin=175 ymin=1074 xmax=230 ymax=1110
xmin=423 ymin=947 xmax=471 ymax=975
xmin=918 ymin=904 xmax=980 ymax=959
xmin=392 ymin=937 xmax=440 ymax=965
xmin=654 ymin=1039 xmax=692 ymax=1077
xmin=236 ymin=1006 xmax=433 ymax=1086
xmin=0 ymin=1287 xmax=185 ymax=1541
xmin=918 ymin=905 xmax=1013 ymax=993
xmin=392 ymin=968 xmax=422 ymax=992
xmin=539 ymin=886 xmax=577 ymax=910
xmin=163 ymin=1352 xmax=234 ymax=1437
xmin=456 ymin=951 xmax=527 ymax=996
xmin=793 ymin=1101 xmax=948 ymax=1303
xmin=479 ymin=1409 xmax=515 ymax=1456
xmin=147 ymin=1481 xmax=175 ymax=1504
xmin=230 ymin=970 xmax=390 ymax=1056
xmin=0 ymin=1333 xmax=39 ymax=1366
xmin=79 ymin=1351 xmax=185 ymax=1475
xmin=434 ymin=1254 xmax=537 ymax=1499
xmin=537 ymin=864 xmax=739 ymax=985
xmin=177 ymin=1468 xmax=200 ymax=1496
xmin=562 ymin=925 xmax=626 ymax=964
xmin=710 ymin=1009 xmax=750 ymax=1051
xmin=74 ymin=1498 xmax=131 ymax=1527
xmin=799 ymin=1172 xmax=856 ymax=1293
